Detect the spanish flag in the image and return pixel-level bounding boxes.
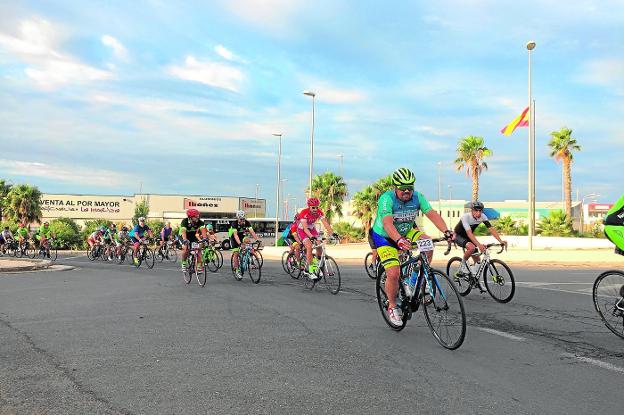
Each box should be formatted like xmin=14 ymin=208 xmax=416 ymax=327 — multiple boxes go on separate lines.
xmin=500 ymin=106 xmax=529 ymax=136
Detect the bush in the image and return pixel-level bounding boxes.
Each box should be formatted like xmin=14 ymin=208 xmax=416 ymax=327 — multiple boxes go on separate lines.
xmin=49 ymin=218 xmax=82 ymax=249
xmin=333 ymin=222 xmax=365 ymax=243
xmin=537 ymin=210 xmax=573 ymax=236
xmin=473 ymin=223 xmax=490 ymax=236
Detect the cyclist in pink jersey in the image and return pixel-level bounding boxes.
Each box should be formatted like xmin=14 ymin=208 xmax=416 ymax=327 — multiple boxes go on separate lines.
xmin=297 ymin=197 xmax=336 ymax=278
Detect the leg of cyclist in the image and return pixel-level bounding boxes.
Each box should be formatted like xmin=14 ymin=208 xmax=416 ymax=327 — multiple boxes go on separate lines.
xmin=132 ymin=238 xmax=140 ymax=264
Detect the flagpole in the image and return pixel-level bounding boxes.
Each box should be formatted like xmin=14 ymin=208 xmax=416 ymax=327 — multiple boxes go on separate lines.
xmin=527 ymin=41 xmax=536 ymax=251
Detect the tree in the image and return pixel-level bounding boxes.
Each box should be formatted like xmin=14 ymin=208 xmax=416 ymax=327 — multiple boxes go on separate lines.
xmin=454 ymin=136 xmax=492 ymax=201
xmin=310 ymin=172 xmax=348 ymax=224
xmin=0 ymin=179 xmax=12 ymax=220
xmin=3 ymin=184 xmax=42 ymax=224
xmin=494 ymin=216 xmax=518 ymax=235
xmin=537 ymin=210 xmax=573 ymax=237
xmin=548 ymin=127 xmax=581 ymax=216
xmin=133 ymin=199 xmax=150 ymax=225
xmin=351 ymin=175 xmax=393 ymax=234
xmin=49 ymin=218 xmax=82 ymax=249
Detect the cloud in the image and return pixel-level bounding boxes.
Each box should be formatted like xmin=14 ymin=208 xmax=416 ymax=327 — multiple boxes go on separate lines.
xmin=220 ymin=0 xmax=305 ymax=35
xmin=0 ymin=159 xmax=135 ymax=188
xmin=167 ymin=55 xmax=244 ymax=92
xmin=101 ymin=34 xmax=128 ymax=60
xmin=0 ymin=18 xmax=113 ymax=89
xmin=299 ymin=78 xmax=368 ymax=104
xmin=577 ymin=58 xmax=624 ymax=95
xmin=214 ymin=44 xmax=234 ymax=61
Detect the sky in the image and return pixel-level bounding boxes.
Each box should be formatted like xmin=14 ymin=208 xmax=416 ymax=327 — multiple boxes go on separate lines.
xmin=0 ymin=0 xmax=622 ymax=216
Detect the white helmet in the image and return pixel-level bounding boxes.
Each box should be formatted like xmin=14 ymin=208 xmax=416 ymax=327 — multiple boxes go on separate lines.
xmin=236 ymin=210 xmax=246 ymax=219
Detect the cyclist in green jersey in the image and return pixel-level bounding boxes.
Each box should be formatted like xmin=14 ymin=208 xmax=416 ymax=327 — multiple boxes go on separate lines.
xmin=36 ymin=222 xmax=55 ymax=256
xmin=604 ymin=193 xmax=624 ymax=255
xmin=16 ymin=223 xmax=29 ymax=244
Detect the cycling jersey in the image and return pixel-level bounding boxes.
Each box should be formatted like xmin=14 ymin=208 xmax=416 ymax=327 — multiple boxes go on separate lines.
xmin=1 ymin=230 xmax=13 ymax=241
xmin=88 ymin=231 xmax=101 ymax=240
xmin=161 ymin=227 xmax=173 ymax=238
xmin=298 ymin=208 xmax=324 ymax=230
xmin=38 ymin=226 xmax=52 ymax=238
xmin=130 ymin=224 xmax=151 ymax=239
xmin=605 ymin=194 xmax=624 ymax=226
xmin=115 ymin=231 xmax=130 ymax=242
xmin=103 ymin=228 xmax=116 ymax=241
xmin=16 ymin=227 xmax=28 ymax=238
xmin=229 ymin=219 xmax=252 ymax=237
xmin=604 ymin=194 xmax=624 ymax=252
xmin=454 ymin=212 xmax=492 ymax=238
xmin=372 ymin=190 xmax=431 ymax=238
xmin=180 ymin=218 xmax=204 ymax=236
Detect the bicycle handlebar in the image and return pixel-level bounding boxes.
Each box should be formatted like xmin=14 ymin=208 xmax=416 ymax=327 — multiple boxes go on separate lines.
xmin=485 ymin=243 xmax=507 ymax=254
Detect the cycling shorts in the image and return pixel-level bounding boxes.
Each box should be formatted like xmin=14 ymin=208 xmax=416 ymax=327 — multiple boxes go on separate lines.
xmin=371 ymin=227 xmax=423 ymax=269
xmin=367 ymin=230 xmax=376 ymax=250
xmin=297 ymin=227 xmax=319 ymax=242
xmin=605 ymin=225 xmax=624 ymax=253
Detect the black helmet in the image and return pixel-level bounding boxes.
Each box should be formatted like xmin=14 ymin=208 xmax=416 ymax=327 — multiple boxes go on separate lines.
xmin=470 ymin=201 xmax=484 ymax=211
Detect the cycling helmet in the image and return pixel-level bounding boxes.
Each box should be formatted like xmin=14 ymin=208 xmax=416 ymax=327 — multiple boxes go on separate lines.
xmin=392 ymin=167 xmax=415 ymax=186
xmin=206 ymin=224 xmax=213 ymax=230
xmin=236 ymin=210 xmax=246 ymax=219
xmin=138 ymin=216 xmax=146 ymax=222
xmin=99 ymin=226 xmax=106 ymax=232
xmin=307 ymin=198 xmax=320 ymax=207
xmin=470 ymin=201 xmax=485 ymax=211
xmin=43 ymin=221 xmax=49 ymax=226
xmin=110 ymin=223 xmax=117 ymax=228
xmin=186 ymin=208 xmax=200 ymax=218
xmin=121 ymin=226 xmax=128 ymax=232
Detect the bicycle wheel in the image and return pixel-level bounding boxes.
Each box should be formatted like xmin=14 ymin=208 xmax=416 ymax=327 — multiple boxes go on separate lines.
xmin=593 ymin=270 xmax=624 ymax=339
xmin=157 ymin=247 xmax=166 ymax=262
xmin=132 ymin=249 xmax=142 ymax=268
xmin=144 ymin=248 xmax=155 ymax=269
xmin=248 ymin=252 xmax=262 ymax=284
xmin=166 ymin=247 xmax=178 ymax=263
xmin=27 ymin=246 xmax=37 ymax=259
xmin=215 ymin=249 xmax=223 ymax=269
xmin=281 ymin=250 xmax=290 ymax=273
xmin=422 ymin=269 xmax=466 ymax=350
xmin=255 ymin=250 xmax=263 ymax=268
xmin=49 ymin=246 xmax=58 ymax=261
xmin=364 ymin=252 xmax=377 ymax=280
xmin=321 ymin=256 xmax=341 ymax=294
xmin=286 ymin=252 xmax=301 ymax=279
xmin=183 ymin=254 xmax=193 ymax=284
xmin=446 ymin=257 xmax=472 ymax=296
xmin=205 ymin=249 xmax=219 ymax=273
xmin=375 ymin=266 xmax=407 ymax=331
xmin=196 ymin=257 xmax=207 ymax=287
xmin=483 ymin=259 xmax=515 ymax=303
xmin=87 ymin=246 xmax=96 ymax=261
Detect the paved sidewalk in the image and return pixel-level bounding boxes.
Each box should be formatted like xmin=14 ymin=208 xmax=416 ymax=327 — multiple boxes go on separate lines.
xmin=0 ymin=258 xmax=51 ymax=272
xmin=261 ymin=243 xmax=624 ymax=267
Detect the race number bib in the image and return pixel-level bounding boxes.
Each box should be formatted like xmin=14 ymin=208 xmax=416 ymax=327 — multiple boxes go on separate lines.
xmin=416 ymin=238 xmax=434 ymax=252
xmin=191 ymin=242 xmax=200 ymax=249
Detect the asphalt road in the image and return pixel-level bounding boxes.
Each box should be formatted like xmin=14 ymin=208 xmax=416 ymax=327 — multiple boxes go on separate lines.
xmin=0 ymin=252 xmax=622 ymax=414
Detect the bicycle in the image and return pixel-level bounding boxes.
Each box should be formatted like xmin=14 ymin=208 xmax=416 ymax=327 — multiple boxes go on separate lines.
xmin=282 ymin=244 xmax=305 ymax=279
xmin=36 ymin=238 xmax=58 ymax=261
xmin=230 ymin=243 xmax=262 ymax=284
xmin=364 ymin=251 xmax=380 ymax=280
xmin=201 ymin=240 xmax=223 ymax=273
xmin=116 ymin=240 xmax=133 ymax=264
xmin=299 ymin=236 xmax=341 ymax=294
xmin=132 ymin=239 xmax=155 ymax=269
xmin=87 ymin=243 xmax=104 ymax=261
xmin=376 ymin=237 xmax=466 ymax=350
xmin=157 ymin=239 xmax=178 ymax=263
xmin=183 ymin=241 xmax=207 ymax=287
xmin=446 ymin=243 xmax=515 ymax=303
xmin=593 ymin=269 xmax=624 ymax=339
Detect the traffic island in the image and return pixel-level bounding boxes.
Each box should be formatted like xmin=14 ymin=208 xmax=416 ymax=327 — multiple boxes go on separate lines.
xmin=0 ymin=258 xmax=52 ymax=273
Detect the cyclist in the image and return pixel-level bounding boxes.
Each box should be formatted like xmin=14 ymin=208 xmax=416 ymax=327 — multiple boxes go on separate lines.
xmin=453 ymin=201 xmax=507 ymax=277
xmin=604 ymin=193 xmax=624 ymax=255
xmin=102 ymin=223 xmax=117 ymax=251
xmin=203 ymin=223 xmax=218 ymax=244
xmin=230 ymin=210 xmax=260 ymax=279
xmin=180 ymin=209 xmax=207 ymax=271
xmin=159 ymin=222 xmax=174 ymax=251
xmin=114 ymin=226 xmax=131 ymax=257
xmin=282 ymin=213 xmax=302 ymax=262
xmin=36 ymin=221 xmax=55 ymax=257
xmin=0 ymin=226 xmax=14 ymax=251
xmin=129 ymin=217 xmax=154 ymax=265
xmin=370 ymin=167 xmax=453 ymax=326
xmin=297 ymin=198 xmax=337 ymax=279
xmin=16 ymin=223 xmax=30 ymax=251
xmin=87 ymin=227 xmax=104 ymax=250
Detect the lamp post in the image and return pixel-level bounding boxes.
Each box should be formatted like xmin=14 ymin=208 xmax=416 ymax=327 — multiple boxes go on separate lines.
xmin=527 ymin=40 xmax=536 ymax=250
xmin=338 ymin=154 xmax=344 ymax=178
xmin=303 ymin=91 xmax=316 ymax=196
xmin=280 ymin=179 xmax=288 ymax=220
xmin=581 ymin=193 xmax=600 ymax=234
xmin=448 ymin=184 xmax=453 ymax=201
xmin=254 ymin=184 xmax=259 ymax=218
xmin=437 ymin=162 xmax=442 ymax=212
xmin=272 ymin=133 xmax=282 ymax=246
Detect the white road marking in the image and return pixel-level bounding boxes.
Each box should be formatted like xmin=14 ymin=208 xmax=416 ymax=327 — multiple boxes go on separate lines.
xmin=60 ymin=256 xmax=84 ymax=260
xmin=476 ymin=327 xmax=525 ymax=341
xmin=562 ymin=353 xmax=624 ymax=374
xmin=516 ymin=282 xmax=592 ymax=286
xmin=516 ymin=282 xmax=592 ymax=296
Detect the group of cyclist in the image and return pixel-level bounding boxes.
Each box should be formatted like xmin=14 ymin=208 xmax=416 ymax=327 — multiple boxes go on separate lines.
xmin=0 ymin=221 xmax=56 ymax=257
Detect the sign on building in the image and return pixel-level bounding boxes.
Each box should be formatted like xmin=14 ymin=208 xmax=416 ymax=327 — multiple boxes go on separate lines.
xmin=40 ymin=195 xmax=133 ymax=220
xmin=239 ymin=197 xmax=266 ymax=217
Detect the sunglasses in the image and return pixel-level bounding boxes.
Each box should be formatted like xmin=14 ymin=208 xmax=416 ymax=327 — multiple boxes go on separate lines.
xmin=397 ymin=185 xmax=414 ymax=192
xmin=310 ymin=206 xmax=319 ymax=210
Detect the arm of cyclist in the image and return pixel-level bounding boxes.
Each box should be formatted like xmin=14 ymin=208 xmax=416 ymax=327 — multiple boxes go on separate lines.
xmin=247 ymin=227 xmax=260 ymax=242
xmin=381 ymin=216 xmax=411 ymax=250
xmin=464 ymin=228 xmax=486 ymax=253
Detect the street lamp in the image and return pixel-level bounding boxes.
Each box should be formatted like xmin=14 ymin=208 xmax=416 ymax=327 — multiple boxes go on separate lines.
xmin=303 ymin=90 xmax=316 ymax=196
xmin=255 ymin=184 xmax=259 ymax=218
xmin=437 ymin=161 xmax=443 ymax=212
xmin=527 ymin=40 xmax=536 ymax=250
xmin=448 ymin=184 xmax=453 ymax=201
xmin=280 ymin=178 xmax=288 ymax=220
xmin=272 ymin=133 xmax=283 ymax=246
xmin=581 ymin=193 xmax=600 ymax=234
xmin=338 ymin=154 xmax=344 ymax=178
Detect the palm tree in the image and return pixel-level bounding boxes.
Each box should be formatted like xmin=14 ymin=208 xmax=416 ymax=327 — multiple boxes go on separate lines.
xmin=351 ymin=175 xmax=393 ymax=233
xmin=0 ymin=179 xmax=12 ymax=220
xmin=454 ymin=136 xmax=492 ymax=201
xmin=310 ymin=172 xmax=348 ymax=224
xmin=548 ymin=127 xmax=581 ymax=216
xmin=3 ymin=184 xmax=42 ymax=224
xmin=537 ymin=210 xmax=573 ymax=236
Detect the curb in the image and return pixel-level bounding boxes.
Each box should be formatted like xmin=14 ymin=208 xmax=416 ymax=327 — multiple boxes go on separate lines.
xmin=0 ymin=260 xmax=52 ymax=273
